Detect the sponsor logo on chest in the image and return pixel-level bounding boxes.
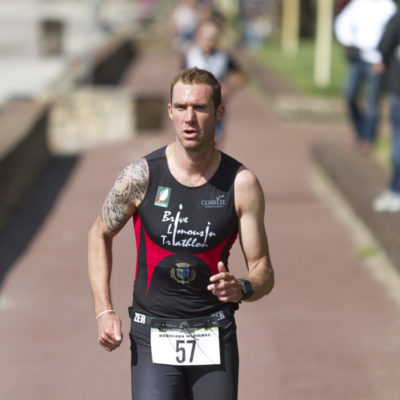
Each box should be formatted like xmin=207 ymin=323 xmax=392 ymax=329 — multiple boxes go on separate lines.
xmin=200 ymin=195 xmax=226 ymax=209
xmin=154 ymin=186 xmax=171 ymax=208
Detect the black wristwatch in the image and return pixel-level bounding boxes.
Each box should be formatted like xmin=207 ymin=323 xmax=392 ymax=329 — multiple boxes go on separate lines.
xmin=238 ymin=279 xmax=254 ymax=300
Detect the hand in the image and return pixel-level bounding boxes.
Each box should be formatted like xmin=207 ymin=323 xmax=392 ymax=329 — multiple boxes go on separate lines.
xmin=372 ymin=62 xmax=385 ymax=74
xmin=97 ymin=312 xmax=123 ymax=352
xmin=207 ymin=262 xmax=243 ymax=303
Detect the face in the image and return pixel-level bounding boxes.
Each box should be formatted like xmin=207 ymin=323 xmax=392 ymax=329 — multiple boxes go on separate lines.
xmin=168 ymin=82 xmax=224 ymax=151
xmin=198 ymin=23 xmax=220 ymax=55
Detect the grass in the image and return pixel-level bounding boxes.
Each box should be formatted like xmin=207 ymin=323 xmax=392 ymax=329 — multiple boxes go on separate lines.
xmin=358 ymin=245 xmax=381 ymax=259
xmin=257 ymin=38 xmax=347 ymax=97
xmin=373 ymin=135 xmax=391 ymax=171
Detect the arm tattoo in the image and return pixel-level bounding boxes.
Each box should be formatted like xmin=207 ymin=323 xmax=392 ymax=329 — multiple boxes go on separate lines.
xmin=100 ymin=159 xmax=149 ymax=232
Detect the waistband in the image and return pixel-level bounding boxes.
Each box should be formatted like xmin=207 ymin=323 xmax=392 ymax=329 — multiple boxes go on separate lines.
xmin=128 ymin=305 xmax=236 ymax=328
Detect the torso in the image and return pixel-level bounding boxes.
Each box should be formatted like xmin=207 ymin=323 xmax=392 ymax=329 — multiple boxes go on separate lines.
xmin=131 ymin=146 xmax=242 ymax=318
xmin=185 ymin=47 xmax=229 ymax=81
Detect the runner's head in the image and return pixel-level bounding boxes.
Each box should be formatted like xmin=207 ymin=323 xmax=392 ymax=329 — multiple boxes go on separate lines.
xmin=170 ymin=67 xmax=221 ymax=112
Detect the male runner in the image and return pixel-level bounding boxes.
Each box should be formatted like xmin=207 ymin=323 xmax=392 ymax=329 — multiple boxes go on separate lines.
xmin=88 ymin=67 xmax=274 ymax=400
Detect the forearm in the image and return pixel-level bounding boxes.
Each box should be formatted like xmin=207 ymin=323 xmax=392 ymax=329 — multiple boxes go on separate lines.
xmin=88 ymin=220 xmax=114 ymax=315
xmin=243 ymin=257 xmax=274 ymax=302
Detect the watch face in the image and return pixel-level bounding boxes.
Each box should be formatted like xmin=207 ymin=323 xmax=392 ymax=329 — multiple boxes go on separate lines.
xmin=239 ymin=279 xmax=253 ymax=299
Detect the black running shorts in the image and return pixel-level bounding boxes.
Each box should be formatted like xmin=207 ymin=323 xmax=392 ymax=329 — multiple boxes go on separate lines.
xmin=130 ymin=316 xmax=239 ymax=400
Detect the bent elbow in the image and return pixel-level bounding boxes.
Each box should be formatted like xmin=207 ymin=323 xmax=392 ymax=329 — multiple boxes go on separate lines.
xmin=264 ymin=267 xmax=275 ymax=296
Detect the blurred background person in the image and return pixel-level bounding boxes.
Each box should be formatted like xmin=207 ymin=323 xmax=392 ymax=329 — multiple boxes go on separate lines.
xmin=373 ymin=9 xmax=400 ymax=212
xmin=238 ymin=0 xmax=273 ymax=50
xmin=334 ymin=0 xmax=397 ymax=155
xmin=183 ymin=18 xmax=246 ymax=145
xmin=171 ymin=0 xmax=200 ymax=53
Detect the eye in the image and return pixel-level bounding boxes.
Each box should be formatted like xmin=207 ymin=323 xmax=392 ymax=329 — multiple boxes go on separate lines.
xmin=194 ymin=105 xmax=207 ymax=112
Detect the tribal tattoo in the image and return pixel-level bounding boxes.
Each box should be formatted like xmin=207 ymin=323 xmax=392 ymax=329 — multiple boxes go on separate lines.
xmin=100 ymin=159 xmax=149 ymax=232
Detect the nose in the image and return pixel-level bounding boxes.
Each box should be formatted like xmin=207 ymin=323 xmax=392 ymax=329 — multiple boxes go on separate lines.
xmin=184 ymin=107 xmax=196 ymax=123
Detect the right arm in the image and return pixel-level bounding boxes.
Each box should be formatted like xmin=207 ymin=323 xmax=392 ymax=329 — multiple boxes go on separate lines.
xmin=88 ymin=159 xmax=149 ymax=352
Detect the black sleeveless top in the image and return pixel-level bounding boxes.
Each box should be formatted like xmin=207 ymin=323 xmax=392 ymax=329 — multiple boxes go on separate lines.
xmin=132 ymin=147 xmax=242 ymax=318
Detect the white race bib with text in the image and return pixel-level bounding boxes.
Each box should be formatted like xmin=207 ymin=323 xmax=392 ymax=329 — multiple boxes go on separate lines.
xmin=151 ymin=327 xmax=220 ymax=365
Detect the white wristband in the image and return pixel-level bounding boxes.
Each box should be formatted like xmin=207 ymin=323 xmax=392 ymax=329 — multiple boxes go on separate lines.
xmin=96 ymin=309 xmax=115 ymax=320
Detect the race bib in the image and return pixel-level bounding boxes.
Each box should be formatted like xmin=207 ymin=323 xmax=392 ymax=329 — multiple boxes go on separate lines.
xmin=151 ymin=326 xmax=220 ymax=365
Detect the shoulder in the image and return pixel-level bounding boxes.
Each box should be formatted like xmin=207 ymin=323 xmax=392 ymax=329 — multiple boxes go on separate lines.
xmin=111 ymin=158 xmax=149 ymax=207
xmin=118 ymin=158 xmax=149 ymax=187
xmin=387 ymin=0 xmax=398 ymax=13
xmin=234 ymin=167 xmax=265 ymax=215
xmin=339 ymin=0 xmax=361 ymax=17
xmin=373 ymin=0 xmax=397 ymax=16
xmin=235 ymin=167 xmax=262 ymax=194
xmin=100 ymin=158 xmax=149 ymax=233
xmin=220 ymin=151 xmax=242 ymax=169
xmin=227 ymin=53 xmax=240 ymax=71
xmin=144 ymin=146 xmax=166 ymax=162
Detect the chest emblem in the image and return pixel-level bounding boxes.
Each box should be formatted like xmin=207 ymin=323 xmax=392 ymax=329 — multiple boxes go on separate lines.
xmin=170 ymin=262 xmax=196 ymax=285
xmin=155 ymin=186 xmax=171 ymax=208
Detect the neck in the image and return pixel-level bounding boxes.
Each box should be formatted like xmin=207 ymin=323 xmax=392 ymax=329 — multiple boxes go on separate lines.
xmin=166 ymin=142 xmax=221 ymax=186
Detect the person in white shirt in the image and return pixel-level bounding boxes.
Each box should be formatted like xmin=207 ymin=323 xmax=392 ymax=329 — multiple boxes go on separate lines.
xmin=334 ymin=0 xmax=397 ymax=154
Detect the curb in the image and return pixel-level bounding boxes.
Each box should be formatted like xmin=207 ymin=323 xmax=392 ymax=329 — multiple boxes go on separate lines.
xmin=311 ymin=140 xmax=400 ymax=271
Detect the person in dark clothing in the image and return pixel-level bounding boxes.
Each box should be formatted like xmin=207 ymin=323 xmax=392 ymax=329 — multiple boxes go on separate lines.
xmin=373 ymin=10 xmax=400 ymax=212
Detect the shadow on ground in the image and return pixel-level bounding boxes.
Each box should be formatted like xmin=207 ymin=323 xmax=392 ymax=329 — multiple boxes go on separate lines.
xmin=0 ymin=155 xmax=79 ymax=287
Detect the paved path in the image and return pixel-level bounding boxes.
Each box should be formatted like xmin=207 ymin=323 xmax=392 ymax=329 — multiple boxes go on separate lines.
xmin=2 ymin=47 xmax=400 ymax=400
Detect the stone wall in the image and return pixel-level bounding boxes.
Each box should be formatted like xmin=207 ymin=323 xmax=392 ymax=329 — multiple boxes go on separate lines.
xmin=48 ymin=86 xmax=166 ymax=155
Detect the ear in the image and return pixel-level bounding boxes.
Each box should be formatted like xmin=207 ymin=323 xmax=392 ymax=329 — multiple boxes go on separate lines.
xmin=216 ymin=104 xmax=225 ymax=122
xmin=167 ymin=103 xmax=173 ymax=120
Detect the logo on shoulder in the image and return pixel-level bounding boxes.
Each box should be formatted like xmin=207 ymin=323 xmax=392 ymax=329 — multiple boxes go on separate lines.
xmin=155 ymin=186 xmax=171 ymax=208
xmin=201 ymin=194 xmax=226 ymax=208
xmin=170 ymin=262 xmax=196 ymax=285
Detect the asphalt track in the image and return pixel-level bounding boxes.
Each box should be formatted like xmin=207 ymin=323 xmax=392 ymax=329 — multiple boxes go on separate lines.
xmin=2 ymin=48 xmax=400 ymax=399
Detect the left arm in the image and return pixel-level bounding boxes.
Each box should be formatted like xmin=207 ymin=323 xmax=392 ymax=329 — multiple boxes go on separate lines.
xmin=208 ymin=167 xmax=274 ymax=302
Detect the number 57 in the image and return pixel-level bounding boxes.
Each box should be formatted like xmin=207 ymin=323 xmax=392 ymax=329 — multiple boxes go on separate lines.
xmin=176 ymin=339 xmax=196 ymax=363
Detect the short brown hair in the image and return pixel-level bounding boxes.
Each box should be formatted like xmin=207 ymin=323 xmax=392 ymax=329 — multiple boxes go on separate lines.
xmin=170 ymin=67 xmax=221 ymax=111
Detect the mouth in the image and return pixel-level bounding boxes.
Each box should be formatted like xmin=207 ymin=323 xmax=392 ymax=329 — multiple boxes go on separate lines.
xmin=183 ymin=128 xmax=199 ymax=137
